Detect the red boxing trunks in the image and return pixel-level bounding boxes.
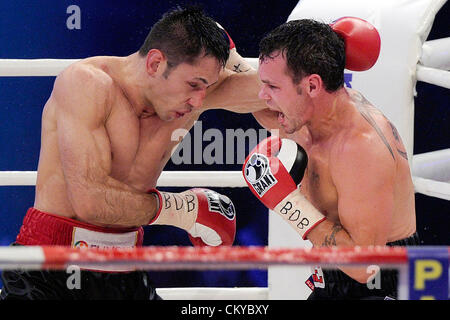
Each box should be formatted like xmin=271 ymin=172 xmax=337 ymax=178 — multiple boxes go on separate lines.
xmin=16 ymin=207 xmax=144 ymax=272
xmin=0 ymin=209 xmax=160 ymax=300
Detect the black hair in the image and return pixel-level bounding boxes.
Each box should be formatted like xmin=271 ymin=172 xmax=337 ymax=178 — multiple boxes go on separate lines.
xmin=139 ymin=6 xmax=229 ymax=75
xmin=259 ymin=19 xmax=345 ymax=92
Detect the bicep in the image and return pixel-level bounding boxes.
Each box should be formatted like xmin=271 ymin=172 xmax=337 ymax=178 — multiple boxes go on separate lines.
xmin=332 ymin=140 xmax=395 ymax=246
xmin=53 ymin=68 xmax=112 ymax=201
xmin=57 ymin=110 xmax=111 ymax=184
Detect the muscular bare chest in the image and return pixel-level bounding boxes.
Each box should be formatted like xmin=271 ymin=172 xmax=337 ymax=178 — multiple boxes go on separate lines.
xmin=106 ymin=105 xmax=198 ymax=190
xmin=300 ymin=146 xmax=339 ymax=222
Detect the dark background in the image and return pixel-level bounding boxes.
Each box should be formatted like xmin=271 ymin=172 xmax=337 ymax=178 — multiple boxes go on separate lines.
xmin=0 ymin=0 xmax=448 ymax=289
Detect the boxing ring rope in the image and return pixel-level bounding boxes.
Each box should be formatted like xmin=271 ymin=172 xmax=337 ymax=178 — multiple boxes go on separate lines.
xmin=2 ymin=169 xmax=449 ymax=200
xmin=0 ymin=171 xmax=247 ymax=187
xmin=0 ymin=245 xmax=421 ymax=300
xmin=416 ymin=65 xmax=450 ymax=90
xmin=0 ymin=245 xmax=448 ymax=300
xmin=420 ymin=37 xmax=450 ymax=70
xmin=0 ymin=246 xmax=412 ymax=270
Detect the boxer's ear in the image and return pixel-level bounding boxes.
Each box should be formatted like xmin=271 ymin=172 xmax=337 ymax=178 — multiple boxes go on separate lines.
xmin=305 ymin=74 xmax=322 ymax=98
xmin=146 ymin=49 xmax=166 ymax=76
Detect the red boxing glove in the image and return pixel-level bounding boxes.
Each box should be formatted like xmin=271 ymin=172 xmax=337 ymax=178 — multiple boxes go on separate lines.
xmin=330 ymin=17 xmax=381 ymax=71
xmin=243 ymin=136 xmax=325 ymax=240
xmin=149 ymin=188 xmax=236 ymax=246
xmin=187 ymin=188 xmax=236 ymax=246
xmin=216 ymin=22 xmax=236 ymax=50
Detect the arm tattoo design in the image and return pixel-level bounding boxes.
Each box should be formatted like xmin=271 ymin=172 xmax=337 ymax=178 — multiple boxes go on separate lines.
xmin=351 ymin=91 xmax=395 ymax=161
xmin=388 ymin=121 xmax=408 ymax=160
xmin=310 ymin=171 xmax=320 ymax=187
xmin=321 ymin=223 xmax=343 ymax=247
xmin=233 ymin=63 xmax=250 ymax=73
xmin=396 ymin=149 xmax=408 ymax=160
xmin=389 ymin=121 xmax=399 ymax=141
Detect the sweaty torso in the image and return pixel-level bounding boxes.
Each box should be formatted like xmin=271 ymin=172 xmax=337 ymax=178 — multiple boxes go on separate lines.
xmin=271 ymin=89 xmax=416 ymax=243
xmin=34 ymin=57 xmax=200 ymax=219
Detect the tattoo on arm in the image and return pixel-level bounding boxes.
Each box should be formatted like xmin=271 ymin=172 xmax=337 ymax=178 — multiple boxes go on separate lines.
xmin=396 ymin=149 xmax=408 ymax=160
xmin=388 ymin=121 xmax=408 ymax=160
xmin=389 ymin=121 xmax=399 ymax=141
xmin=351 ymin=91 xmax=395 ymax=161
xmin=352 ymin=91 xmax=409 ymax=161
xmin=233 ymin=63 xmax=250 ymax=73
xmin=321 ymin=223 xmax=343 ymax=247
xmin=311 ymin=171 xmax=320 ymax=187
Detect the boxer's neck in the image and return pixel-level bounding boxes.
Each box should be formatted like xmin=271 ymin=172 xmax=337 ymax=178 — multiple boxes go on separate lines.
xmin=306 ymin=87 xmax=352 ymax=143
xmin=117 ymin=52 xmax=156 ymax=118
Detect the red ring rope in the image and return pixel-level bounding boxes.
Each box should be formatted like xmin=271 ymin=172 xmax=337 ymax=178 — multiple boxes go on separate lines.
xmin=0 ymin=245 xmax=448 ymax=271
xmin=38 ymin=245 xmax=411 ymax=270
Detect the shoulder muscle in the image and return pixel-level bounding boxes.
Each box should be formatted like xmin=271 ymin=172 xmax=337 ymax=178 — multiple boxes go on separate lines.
xmin=52 ymin=63 xmax=113 ymax=127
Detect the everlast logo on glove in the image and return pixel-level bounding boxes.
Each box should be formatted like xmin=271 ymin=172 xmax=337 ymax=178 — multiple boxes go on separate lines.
xmin=244 ymin=153 xmax=278 ymax=196
xmin=204 ymin=190 xmax=236 ymax=220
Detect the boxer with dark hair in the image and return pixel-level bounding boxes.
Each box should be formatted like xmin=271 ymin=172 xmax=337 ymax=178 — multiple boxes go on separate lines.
xmin=248 ymin=18 xmax=419 ymax=300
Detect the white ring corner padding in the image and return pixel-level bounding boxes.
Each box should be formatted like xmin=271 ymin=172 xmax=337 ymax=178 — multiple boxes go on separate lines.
xmin=416 ymin=64 xmax=450 ymax=89
xmin=0 ymin=171 xmax=247 ymax=187
xmin=0 ymin=58 xmax=260 ymax=77
xmin=420 ymin=37 xmax=450 ymax=70
xmin=156 ymin=287 xmax=268 ymax=300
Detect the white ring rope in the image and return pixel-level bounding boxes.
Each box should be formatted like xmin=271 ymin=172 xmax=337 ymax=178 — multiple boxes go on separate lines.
xmin=0 ymin=59 xmax=81 ymax=77
xmin=0 ymin=58 xmax=260 ymax=77
xmin=412 ymin=148 xmax=450 ymax=182
xmin=155 ymin=287 xmax=269 ymax=300
xmin=416 ymin=64 xmax=450 ymax=89
xmin=2 ymin=56 xmax=450 ymax=89
xmin=412 ymin=176 xmax=450 ymax=201
xmin=2 ymin=167 xmax=450 ymax=201
xmin=420 ymin=37 xmax=450 ymax=70
xmin=0 ymin=170 xmax=246 ymax=187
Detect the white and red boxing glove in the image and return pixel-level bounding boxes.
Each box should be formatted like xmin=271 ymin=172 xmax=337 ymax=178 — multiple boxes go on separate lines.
xmin=243 ymin=136 xmax=326 ymax=240
xmin=330 ymin=17 xmax=381 ymax=71
xmin=148 ymin=188 xmax=236 ymax=246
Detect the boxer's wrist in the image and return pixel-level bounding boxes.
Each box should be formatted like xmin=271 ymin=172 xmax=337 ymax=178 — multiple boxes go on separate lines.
xmin=273 ymin=189 xmax=326 ymax=240
xmin=226 ymin=50 xmax=253 ymax=73
xmin=149 ymin=188 xmax=236 ymax=247
xmin=148 ymin=189 xmax=198 ymax=231
xmin=215 ymin=21 xmax=252 ymax=72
